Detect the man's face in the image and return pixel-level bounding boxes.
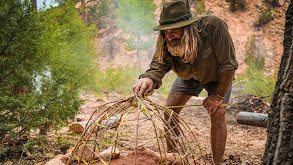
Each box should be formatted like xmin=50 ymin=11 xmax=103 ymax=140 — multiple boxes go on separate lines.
xmin=163 ymin=27 xmax=183 ymax=45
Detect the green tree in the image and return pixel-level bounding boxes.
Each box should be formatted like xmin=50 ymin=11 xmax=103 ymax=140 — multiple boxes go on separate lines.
xmin=0 ymin=0 xmax=97 ymax=138
xmin=118 ymin=0 xmax=156 ymax=69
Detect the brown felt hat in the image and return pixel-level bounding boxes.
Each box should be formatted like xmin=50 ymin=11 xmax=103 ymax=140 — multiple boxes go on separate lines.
xmin=153 ymin=0 xmax=198 ymax=31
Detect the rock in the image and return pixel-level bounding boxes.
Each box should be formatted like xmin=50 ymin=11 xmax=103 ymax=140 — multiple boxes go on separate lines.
xmin=45 ymin=159 xmax=65 ymax=165
xmin=45 ymin=153 xmax=54 ymax=159
xmin=4 ymin=161 xmax=13 ymax=165
xmin=36 ymin=162 xmax=46 ymax=165
xmin=100 ymin=146 xmax=120 ymax=160
xmin=267 ymin=52 xmax=273 ymax=56
xmin=161 ymin=153 xmax=181 ymax=165
xmin=33 ymin=144 xmax=40 ymax=149
xmin=71 ymin=144 xmax=100 ymax=161
xmin=162 ymin=152 xmax=202 ymax=165
xmin=65 ymin=147 xmax=72 ymax=155
xmin=54 ymin=154 xmax=69 ymax=164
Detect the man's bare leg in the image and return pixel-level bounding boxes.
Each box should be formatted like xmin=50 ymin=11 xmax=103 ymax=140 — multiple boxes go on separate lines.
xmin=164 ymin=93 xmax=192 ymax=152
xmin=210 ymin=106 xmax=227 ymax=165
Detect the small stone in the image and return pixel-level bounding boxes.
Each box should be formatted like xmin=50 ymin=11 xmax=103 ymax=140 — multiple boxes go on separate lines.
xmin=54 ymin=154 xmax=69 ymax=164
xmin=4 ymin=161 xmax=13 ymax=165
xmin=45 ymin=159 xmax=65 ymax=165
xmin=267 ymin=52 xmax=273 ymax=56
xmin=45 ymin=153 xmax=55 ymax=159
xmin=36 ymin=162 xmax=46 ymax=165
xmin=65 ymin=147 xmax=72 ymax=155
xmin=72 ymin=144 xmax=100 ymax=161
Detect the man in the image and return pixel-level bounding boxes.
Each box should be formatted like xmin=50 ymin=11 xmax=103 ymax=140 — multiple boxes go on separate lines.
xmin=132 ymin=1 xmax=238 ymax=164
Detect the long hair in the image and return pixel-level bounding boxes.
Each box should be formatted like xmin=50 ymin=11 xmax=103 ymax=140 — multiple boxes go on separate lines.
xmin=155 ymin=22 xmax=201 ymax=64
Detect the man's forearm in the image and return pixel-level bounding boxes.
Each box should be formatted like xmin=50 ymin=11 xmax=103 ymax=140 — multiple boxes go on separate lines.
xmin=215 ymin=69 xmax=235 ymax=97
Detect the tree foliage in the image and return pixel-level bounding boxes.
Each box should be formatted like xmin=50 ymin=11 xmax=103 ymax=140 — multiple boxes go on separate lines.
xmin=117 ymin=0 xmax=156 ymax=68
xmin=0 ymin=0 xmax=97 ymax=138
xmin=254 ymin=8 xmax=274 ymax=27
xmin=85 ymin=0 xmax=119 ymax=28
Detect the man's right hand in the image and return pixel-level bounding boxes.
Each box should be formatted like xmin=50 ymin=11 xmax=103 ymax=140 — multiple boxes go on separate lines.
xmin=132 ymin=78 xmax=154 ymax=97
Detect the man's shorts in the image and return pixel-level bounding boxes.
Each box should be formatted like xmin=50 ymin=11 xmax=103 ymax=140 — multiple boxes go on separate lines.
xmin=169 ymin=77 xmax=232 ymax=104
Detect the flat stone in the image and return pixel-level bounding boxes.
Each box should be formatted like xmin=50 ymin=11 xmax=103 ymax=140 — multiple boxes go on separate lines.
xmin=100 ymin=146 xmax=120 ymax=160
xmin=45 ymin=159 xmax=65 ymax=165
xmin=54 ymin=154 xmax=69 ymax=164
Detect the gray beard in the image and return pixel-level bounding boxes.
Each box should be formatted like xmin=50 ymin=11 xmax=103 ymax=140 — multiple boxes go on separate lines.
xmin=166 ymin=41 xmax=184 ymax=57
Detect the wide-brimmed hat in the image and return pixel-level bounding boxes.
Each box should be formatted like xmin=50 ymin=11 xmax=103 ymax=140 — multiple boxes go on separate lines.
xmin=153 ymin=0 xmax=198 ymax=31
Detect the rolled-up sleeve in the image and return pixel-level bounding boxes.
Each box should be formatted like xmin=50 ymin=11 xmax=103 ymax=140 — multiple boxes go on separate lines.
xmin=139 ymin=56 xmax=171 ymax=89
xmin=210 ymin=16 xmax=238 ymax=71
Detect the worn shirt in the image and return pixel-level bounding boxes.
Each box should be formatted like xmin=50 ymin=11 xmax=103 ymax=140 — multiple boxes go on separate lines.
xmin=140 ymin=15 xmax=238 ymax=89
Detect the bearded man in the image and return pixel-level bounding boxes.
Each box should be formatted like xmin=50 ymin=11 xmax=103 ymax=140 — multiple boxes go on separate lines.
xmin=132 ymin=1 xmax=238 ymax=164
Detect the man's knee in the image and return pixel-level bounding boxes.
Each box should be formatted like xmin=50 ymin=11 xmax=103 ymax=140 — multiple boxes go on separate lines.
xmin=211 ymin=107 xmax=226 ymax=123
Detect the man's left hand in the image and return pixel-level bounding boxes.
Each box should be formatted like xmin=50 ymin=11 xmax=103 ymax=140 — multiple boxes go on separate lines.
xmin=203 ymin=95 xmax=223 ymax=115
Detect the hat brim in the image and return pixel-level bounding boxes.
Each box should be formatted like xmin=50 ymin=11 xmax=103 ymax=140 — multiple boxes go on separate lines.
xmin=153 ymin=16 xmax=198 ymax=31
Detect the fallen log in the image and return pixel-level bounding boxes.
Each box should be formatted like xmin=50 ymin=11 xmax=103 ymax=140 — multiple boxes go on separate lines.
xmin=237 ymin=112 xmax=268 ymax=128
xmin=69 ymin=115 xmax=120 ymax=134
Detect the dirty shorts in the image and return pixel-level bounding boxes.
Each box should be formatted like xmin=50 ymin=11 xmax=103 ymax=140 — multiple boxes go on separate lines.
xmin=169 ymin=77 xmax=232 ymax=104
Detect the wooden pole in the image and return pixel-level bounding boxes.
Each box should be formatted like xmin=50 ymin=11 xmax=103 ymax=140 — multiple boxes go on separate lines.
xmin=237 ymin=112 xmax=268 ymax=128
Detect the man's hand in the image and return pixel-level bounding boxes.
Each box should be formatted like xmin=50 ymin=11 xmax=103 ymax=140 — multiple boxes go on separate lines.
xmin=203 ymin=95 xmax=223 ymax=115
xmin=132 ymin=78 xmax=154 ymax=98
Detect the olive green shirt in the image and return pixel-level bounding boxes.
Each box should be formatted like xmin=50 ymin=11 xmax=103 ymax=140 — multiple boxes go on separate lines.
xmin=140 ymin=15 xmax=238 ymax=89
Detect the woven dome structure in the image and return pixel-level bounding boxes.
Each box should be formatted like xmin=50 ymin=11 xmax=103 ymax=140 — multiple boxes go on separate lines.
xmin=66 ymin=96 xmax=206 ymax=165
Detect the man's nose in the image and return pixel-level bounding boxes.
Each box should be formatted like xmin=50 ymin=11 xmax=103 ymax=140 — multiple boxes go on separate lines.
xmin=166 ymin=34 xmax=174 ymax=41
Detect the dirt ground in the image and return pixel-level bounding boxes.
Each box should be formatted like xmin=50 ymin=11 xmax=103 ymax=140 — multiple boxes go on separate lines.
xmin=77 ymin=93 xmax=268 ymax=165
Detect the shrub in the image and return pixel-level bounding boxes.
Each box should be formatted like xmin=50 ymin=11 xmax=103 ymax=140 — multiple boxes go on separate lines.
xmin=94 ymin=65 xmax=142 ymax=96
xmin=255 ymin=8 xmax=274 ymax=27
xmin=0 ymin=0 xmax=97 ymax=137
xmin=225 ymin=0 xmax=245 ymax=12
xmin=94 ymin=67 xmax=184 ymax=97
xmin=233 ymin=36 xmax=276 ymax=100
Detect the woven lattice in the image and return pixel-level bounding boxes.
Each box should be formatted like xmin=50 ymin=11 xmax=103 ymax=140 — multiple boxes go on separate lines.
xmin=66 ymin=96 xmax=206 ymax=165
